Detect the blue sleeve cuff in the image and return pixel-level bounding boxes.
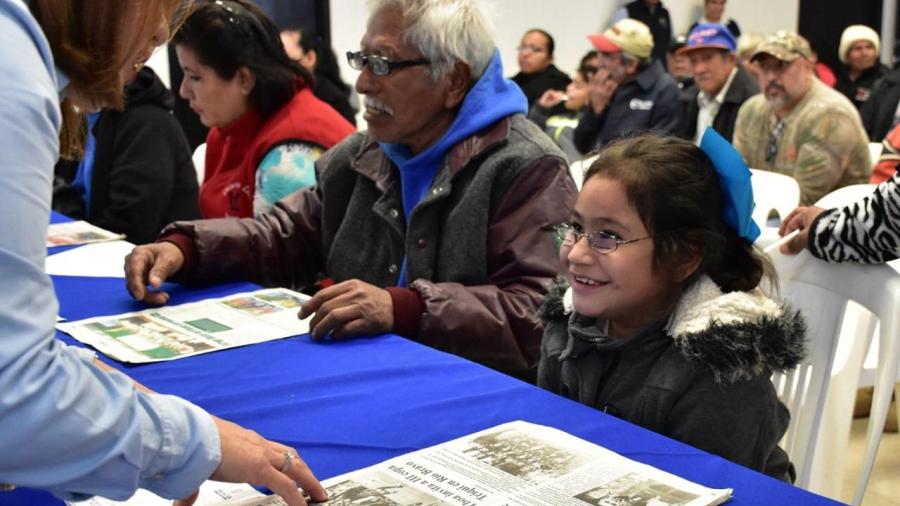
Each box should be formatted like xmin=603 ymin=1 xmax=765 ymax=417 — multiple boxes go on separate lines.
xmin=138 ymin=393 xmax=221 ymax=499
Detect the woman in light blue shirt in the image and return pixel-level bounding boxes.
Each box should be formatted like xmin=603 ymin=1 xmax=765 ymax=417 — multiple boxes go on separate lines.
xmin=0 ymin=1 xmax=325 ymax=504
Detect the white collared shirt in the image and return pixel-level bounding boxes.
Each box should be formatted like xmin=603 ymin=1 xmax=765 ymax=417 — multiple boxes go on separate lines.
xmin=694 ymin=66 xmax=739 ymax=145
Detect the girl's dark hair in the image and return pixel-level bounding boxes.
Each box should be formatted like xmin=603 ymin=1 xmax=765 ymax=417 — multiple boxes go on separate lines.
xmin=173 ymin=0 xmax=313 ymax=119
xmin=286 ymin=27 xmax=351 ymax=96
xmin=584 ymin=135 xmax=774 ymax=293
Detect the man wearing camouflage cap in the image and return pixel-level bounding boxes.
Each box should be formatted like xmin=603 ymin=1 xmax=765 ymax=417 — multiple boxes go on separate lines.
xmin=733 ymin=31 xmax=871 ymax=205
xmin=573 ymin=18 xmax=680 ymax=154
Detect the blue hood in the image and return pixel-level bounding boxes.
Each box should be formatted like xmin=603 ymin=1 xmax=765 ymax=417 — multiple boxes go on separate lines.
xmin=381 ymin=49 xmax=527 ymax=219
xmin=380 ymin=49 xmax=526 ymax=286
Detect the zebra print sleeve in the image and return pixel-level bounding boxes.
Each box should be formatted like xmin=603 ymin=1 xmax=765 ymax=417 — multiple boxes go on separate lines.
xmin=809 ymin=171 xmax=900 ymax=263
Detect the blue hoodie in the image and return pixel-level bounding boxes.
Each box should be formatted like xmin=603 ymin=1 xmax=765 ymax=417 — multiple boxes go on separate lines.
xmin=380 ymin=49 xmax=527 ymax=286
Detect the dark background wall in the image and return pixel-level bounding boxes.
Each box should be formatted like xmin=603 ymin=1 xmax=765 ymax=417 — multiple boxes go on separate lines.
xmin=254 ymin=0 xmax=331 ymax=41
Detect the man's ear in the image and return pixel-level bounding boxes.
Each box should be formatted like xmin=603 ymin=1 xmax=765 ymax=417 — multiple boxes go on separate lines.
xmin=443 ymin=61 xmax=473 ymax=109
xmin=625 ymin=58 xmax=640 ymax=75
xmin=236 ymin=67 xmax=256 ymax=96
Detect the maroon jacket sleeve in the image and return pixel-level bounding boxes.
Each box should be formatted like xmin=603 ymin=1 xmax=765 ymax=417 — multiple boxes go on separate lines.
xmin=408 ymin=155 xmax=577 ymax=373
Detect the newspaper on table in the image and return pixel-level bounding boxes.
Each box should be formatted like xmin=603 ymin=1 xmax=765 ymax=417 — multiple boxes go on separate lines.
xmin=47 ymin=220 xmax=125 ymax=247
xmin=72 ymin=421 xmax=732 ymax=506
xmin=58 ymin=288 xmax=311 ymax=363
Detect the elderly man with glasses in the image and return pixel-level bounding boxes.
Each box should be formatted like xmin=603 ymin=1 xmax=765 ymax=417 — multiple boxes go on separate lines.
xmin=124 ymin=0 xmax=576 ymax=381
xmin=732 ymin=31 xmax=871 ymax=205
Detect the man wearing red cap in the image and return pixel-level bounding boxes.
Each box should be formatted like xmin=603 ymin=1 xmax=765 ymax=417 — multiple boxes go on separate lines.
xmin=573 ymin=18 xmax=680 ymax=154
xmin=674 ymin=23 xmax=758 ymax=143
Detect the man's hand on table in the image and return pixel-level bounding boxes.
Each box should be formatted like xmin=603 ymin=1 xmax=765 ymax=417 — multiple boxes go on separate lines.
xmin=124 ymin=242 xmax=185 ymax=304
xmin=299 ymin=279 xmax=394 ymax=339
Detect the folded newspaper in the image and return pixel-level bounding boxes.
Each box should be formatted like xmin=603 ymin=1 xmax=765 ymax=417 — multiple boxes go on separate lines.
xmin=58 ymin=288 xmax=311 ymax=363
xmin=47 ymin=220 xmax=125 ymax=247
xmin=71 ymin=421 xmax=732 ymax=506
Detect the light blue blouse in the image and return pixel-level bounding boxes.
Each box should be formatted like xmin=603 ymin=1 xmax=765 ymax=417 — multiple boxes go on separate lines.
xmin=0 ymin=0 xmax=219 ymax=500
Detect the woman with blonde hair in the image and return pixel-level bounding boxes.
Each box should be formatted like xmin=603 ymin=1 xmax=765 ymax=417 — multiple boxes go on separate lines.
xmin=0 ymin=1 xmax=325 ymax=504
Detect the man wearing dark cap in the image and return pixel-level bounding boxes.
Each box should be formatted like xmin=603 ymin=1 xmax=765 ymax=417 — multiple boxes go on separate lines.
xmin=674 ymin=23 xmax=758 ymax=143
xmin=666 ymin=34 xmax=694 ymax=91
xmin=733 ymin=31 xmax=871 ymax=205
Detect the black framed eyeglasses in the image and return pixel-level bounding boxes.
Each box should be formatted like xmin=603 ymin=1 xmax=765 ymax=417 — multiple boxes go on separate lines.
xmin=553 ymin=222 xmax=651 ymax=254
xmin=346 ymin=51 xmax=430 ymax=76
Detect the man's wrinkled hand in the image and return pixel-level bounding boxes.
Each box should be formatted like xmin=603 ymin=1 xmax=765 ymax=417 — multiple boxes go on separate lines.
xmin=124 ymin=242 xmax=185 ymax=305
xmin=298 ymin=279 xmax=394 ymax=339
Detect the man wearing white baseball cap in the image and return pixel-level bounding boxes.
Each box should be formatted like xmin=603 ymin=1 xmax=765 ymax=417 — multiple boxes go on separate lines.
xmin=573 ymin=18 xmax=680 ymax=154
xmin=835 ymin=24 xmax=888 ymax=110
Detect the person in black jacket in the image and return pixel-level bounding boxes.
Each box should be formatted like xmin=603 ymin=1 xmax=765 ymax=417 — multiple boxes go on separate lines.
xmin=674 ymin=23 xmax=758 ymax=143
xmin=53 ymin=67 xmax=200 ymax=244
xmin=835 ymin=24 xmax=888 ymax=111
xmin=861 ymin=66 xmax=900 ymax=142
xmin=510 ymin=29 xmax=571 ymax=108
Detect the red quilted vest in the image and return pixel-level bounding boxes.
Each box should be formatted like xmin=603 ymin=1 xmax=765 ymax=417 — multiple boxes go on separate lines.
xmin=199 ymin=86 xmax=355 ymax=218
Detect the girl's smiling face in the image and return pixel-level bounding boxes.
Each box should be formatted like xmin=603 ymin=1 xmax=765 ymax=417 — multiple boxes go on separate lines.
xmin=560 ymin=175 xmax=685 ymax=338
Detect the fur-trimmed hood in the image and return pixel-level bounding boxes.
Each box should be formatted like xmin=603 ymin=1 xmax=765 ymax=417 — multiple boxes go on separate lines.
xmin=540 ymin=275 xmax=806 ymax=383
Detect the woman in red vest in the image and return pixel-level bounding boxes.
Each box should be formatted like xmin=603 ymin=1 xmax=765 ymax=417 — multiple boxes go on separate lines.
xmin=174 ymin=0 xmax=355 ymax=218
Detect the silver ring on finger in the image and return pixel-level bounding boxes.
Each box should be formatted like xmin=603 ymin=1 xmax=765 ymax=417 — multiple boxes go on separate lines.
xmin=280 ymin=451 xmax=296 ymax=473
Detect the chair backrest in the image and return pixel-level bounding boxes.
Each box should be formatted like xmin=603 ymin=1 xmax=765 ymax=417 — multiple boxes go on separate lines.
xmin=868 ymin=142 xmax=882 ymax=168
xmin=568 ymin=154 xmax=598 ymax=191
xmin=814 ymin=183 xmax=877 ymax=209
xmin=750 ymin=169 xmax=801 ymax=227
xmin=764 ymin=247 xmax=900 ymax=488
xmin=192 ymin=143 xmax=207 ymax=186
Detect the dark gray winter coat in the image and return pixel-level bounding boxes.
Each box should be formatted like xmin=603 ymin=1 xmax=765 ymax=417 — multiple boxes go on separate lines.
xmin=538 ymin=276 xmax=806 ymax=481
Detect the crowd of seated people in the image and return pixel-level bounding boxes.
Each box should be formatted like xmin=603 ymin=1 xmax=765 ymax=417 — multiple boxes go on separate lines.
xmin=18 ymin=0 xmax=900 ymax=502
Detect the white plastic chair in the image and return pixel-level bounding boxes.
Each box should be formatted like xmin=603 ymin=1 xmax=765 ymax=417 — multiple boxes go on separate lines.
xmin=868 ymin=142 xmax=882 ymax=169
xmin=797 ymin=183 xmax=898 ymax=504
xmin=815 ymin=183 xmax=878 ymax=209
xmin=568 ymin=154 xmax=598 ymax=191
xmin=764 ymin=248 xmax=900 ymax=500
xmin=192 ymin=143 xmax=206 ymax=186
xmin=749 ymin=169 xmax=801 ymax=228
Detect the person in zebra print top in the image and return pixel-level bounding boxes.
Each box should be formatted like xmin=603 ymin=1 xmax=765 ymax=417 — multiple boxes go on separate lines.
xmin=778 ymin=170 xmax=900 ymax=263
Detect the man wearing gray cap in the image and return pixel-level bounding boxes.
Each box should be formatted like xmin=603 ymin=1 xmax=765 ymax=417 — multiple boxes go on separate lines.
xmin=733 ymin=31 xmax=871 ymax=205
xmin=572 ymin=18 xmax=680 ymax=154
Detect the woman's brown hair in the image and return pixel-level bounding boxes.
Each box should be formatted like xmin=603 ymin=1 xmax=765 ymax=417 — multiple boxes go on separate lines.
xmin=28 ymin=0 xmax=189 ymax=159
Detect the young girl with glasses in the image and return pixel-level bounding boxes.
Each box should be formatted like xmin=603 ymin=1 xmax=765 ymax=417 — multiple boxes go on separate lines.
xmin=539 ymin=134 xmax=805 ymax=482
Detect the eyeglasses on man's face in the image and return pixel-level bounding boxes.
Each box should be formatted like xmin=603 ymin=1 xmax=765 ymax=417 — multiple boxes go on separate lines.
xmin=554 ymin=222 xmax=651 ymax=254
xmin=346 ymin=51 xmax=430 ymax=76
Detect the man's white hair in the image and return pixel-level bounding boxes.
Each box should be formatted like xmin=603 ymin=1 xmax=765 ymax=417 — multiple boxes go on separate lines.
xmin=366 ymin=0 xmax=496 ymax=80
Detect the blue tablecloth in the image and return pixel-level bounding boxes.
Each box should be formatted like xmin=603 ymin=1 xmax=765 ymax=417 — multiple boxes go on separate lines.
xmin=4 ymin=223 xmax=842 ymax=505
